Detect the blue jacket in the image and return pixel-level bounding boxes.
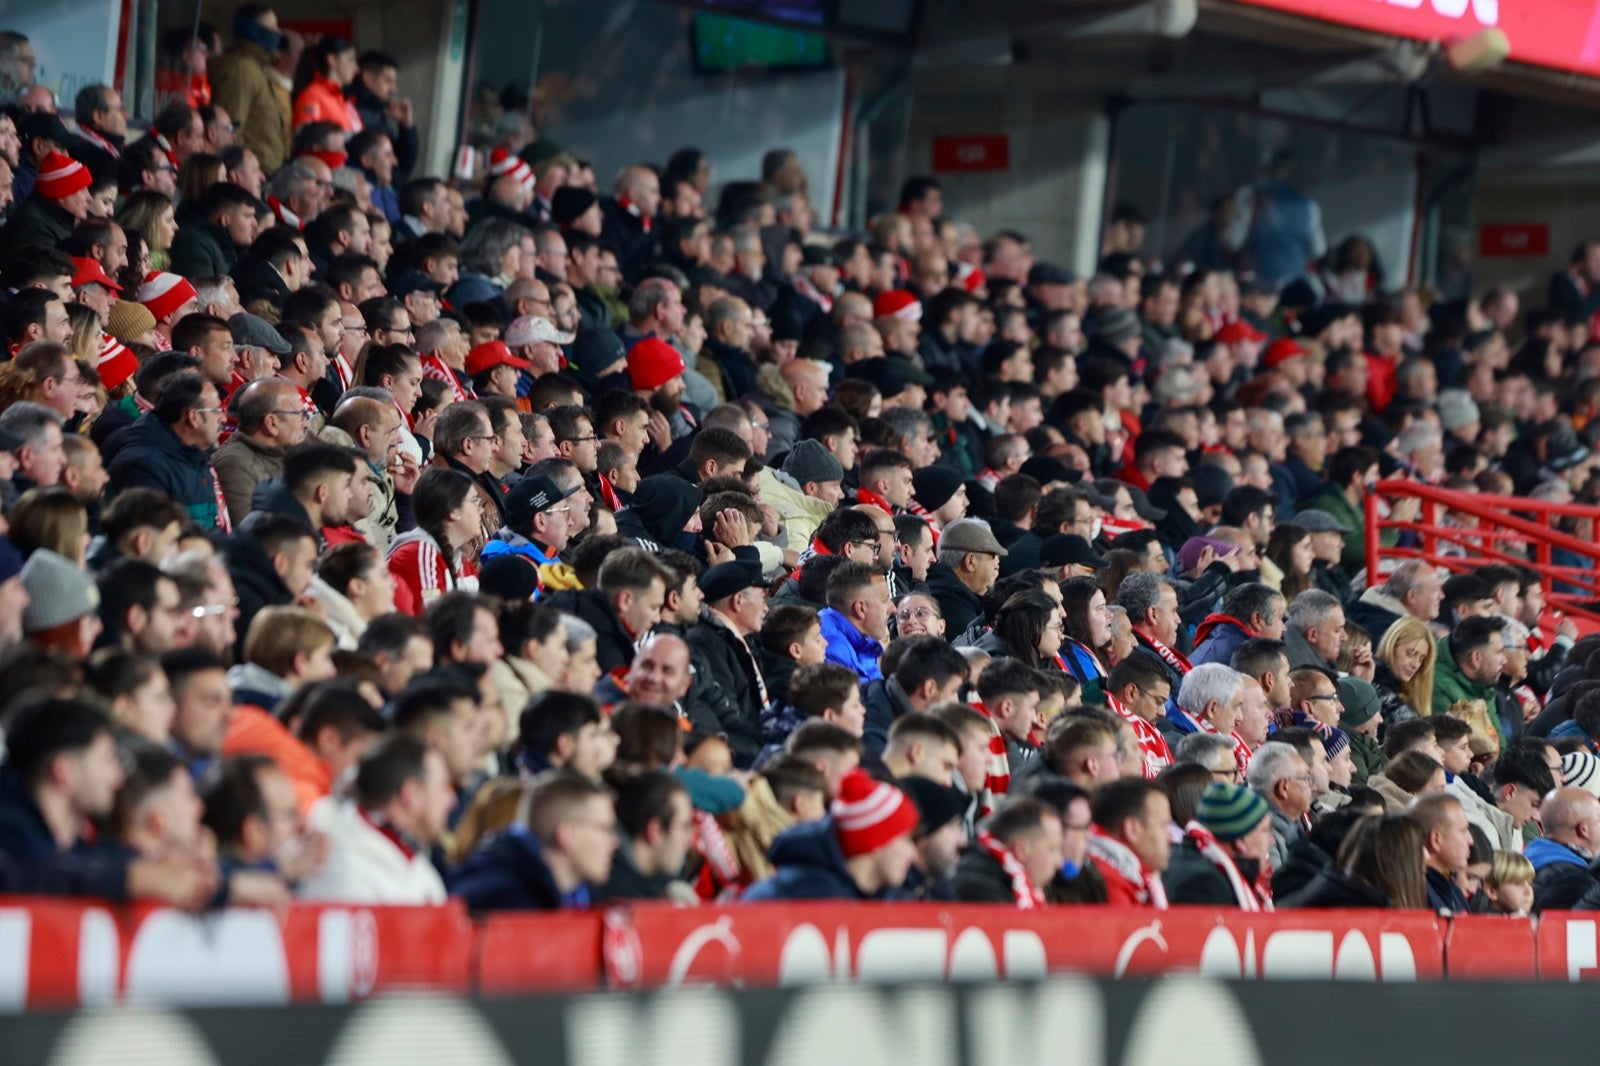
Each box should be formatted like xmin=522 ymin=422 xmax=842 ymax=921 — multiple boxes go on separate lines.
xmin=0 ymin=768 xmax=131 ymax=899
xmin=1189 ymin=616 xmax=1251 ymax=669
xmin=818 ymin=607 xmax=884 ymax=683
xmin=743 ymin=819 xmax=872 ymax=902
xmin=106 ymin=413 xmax=219 ymax=529
xmin=1526 ymin=836 xmax=1588 ymax=872
xmin=448 ymin=826 xmax=589 ymax=911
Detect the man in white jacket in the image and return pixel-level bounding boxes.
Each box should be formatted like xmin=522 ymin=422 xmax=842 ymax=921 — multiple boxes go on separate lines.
xmin=297 ymin=734 xmax=456 ymax=904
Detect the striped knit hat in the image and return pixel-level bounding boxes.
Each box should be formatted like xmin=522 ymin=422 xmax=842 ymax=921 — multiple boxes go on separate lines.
xmin=1562 ymin=751 xmax=1600 ymax=799
xmin=137 ymin=271 xmax=198 ymax=322
xmin=489 ymin=146 xmax=535 ymax=192
xmin=96 ymin=332 xmax=138 ymax=391
xmin=1196 ymin=782 xmax=1269 ymax=843
xmin=832 ymin=769 xmax=920 ymax=858
xmin=872 ymin=289 xmax=922 ymax=323
xmin=1321 ymin=727 xmax=1351 ymax=763
xmin=35 ymin=151 xmax=91 ymax=201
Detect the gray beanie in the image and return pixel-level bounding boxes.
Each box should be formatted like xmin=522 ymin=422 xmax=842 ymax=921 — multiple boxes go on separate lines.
xmin=783 ymin=439 xmax=845 ymax=486
xmin=20 ymin=549 xmax=100 ymax=633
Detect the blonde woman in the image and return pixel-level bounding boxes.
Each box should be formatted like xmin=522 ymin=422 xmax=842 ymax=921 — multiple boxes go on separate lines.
xmin=1375 ymin=616 xmax=1436 ymax=723
xmin=116 ymin=189 xmax=179 ymax=271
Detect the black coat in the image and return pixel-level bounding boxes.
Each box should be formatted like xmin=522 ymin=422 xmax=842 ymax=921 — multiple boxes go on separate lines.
xmin=543 ymin=588 xmax=638 ymax=675
xmin=105 ymin=413 xmax=219 ymax=530
xmin=1272 ymin=835 xmax=1333 ymax=901
xmin=1163 ymin=838 xmax=1245 ymax=906
xmin=1533 ymin=854 xmax=1599 ymax=914
xmin=231 ymin=254 xmax=294 ymax=310
xmin=685 ymin=615 xmax=765 ymax=768
xmin=952 ymin=846 xmax=1016 ymax=904
xmin=223 ymin=527 xmax=295 ymax=660
xmin=924 ymin=563 xmax=985 ymax=639
xmin=1279 ymin=868 xmax=1391 ymax=909
xmin=448 ymin=830 xmax=566 ymax=911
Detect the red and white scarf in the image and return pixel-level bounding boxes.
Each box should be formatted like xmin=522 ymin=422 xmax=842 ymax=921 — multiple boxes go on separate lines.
xmin=1183 ymin=822 xmax=1272 ymax=911
xmin=1108 ymin=691 xmax=1172 ymax=780
xmin=78 ymin=125 xmax=120 ymax=160
xmin=420 ymin=350 xmax=472 ymax=402
xmin=970 ymin=701 xmax=1011 ymax=815
xmin=975 ymin=829 xmax=1045 ymax=909
xmin=1135 ymin=629 xmax=1192 ymax=676
xmin=1086 ymin=828 xmax=1168 ymax=909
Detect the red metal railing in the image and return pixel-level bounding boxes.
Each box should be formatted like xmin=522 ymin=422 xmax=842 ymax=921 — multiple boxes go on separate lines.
xmin=1363 ymin=479 xmax=1600 ymax=627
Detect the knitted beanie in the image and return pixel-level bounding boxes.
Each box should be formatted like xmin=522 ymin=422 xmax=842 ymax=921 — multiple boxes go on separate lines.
xmin=1337 ymin=676 xmax=1381 ymax=729
xmin=96 ymin=332 xmax=138 ymax=391
xmin=911 ymin=464 xmax=963 ymax=511
xmin=1196 ymin=782 xmax=1269 ymax=843
xmin=1563 ymin=751 xmax=1600 ymax=799
xmin=20 ymin=549 xmax=100 ymax=633
xmin=832 ymin=769 xmax=920 ymax=858
xmin=105 ymin=301 xmax=158 ymax=346
xmin=1321 ymin=727 xmax=1351 ymax=763
xmin=872 ymin=289 xmax=921 ymax=322
xmin=626 ymin=337 xmax=685 ymax=391
xmin=137 ymin=271 xmax=198 ymax=322
xmin=782 ymin=439 xmax=844 ymax=486
xmin=35 ymin=151 xmax=91 ymax=201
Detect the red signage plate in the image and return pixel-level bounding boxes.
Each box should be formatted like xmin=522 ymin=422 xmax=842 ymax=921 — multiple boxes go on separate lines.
xmin=932 ymin=135 xmax=1010 ymax=173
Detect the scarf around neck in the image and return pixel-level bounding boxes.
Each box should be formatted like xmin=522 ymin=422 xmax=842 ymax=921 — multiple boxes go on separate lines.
xmin=975 ymin=829 xmax=1045 ymax=908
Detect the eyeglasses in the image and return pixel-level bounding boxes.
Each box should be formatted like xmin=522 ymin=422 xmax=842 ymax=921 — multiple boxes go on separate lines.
xmin=896 ymin=606 xmax=939 ymax=621
xmin=852 ymin=539 xmax=881 ymax=554
xmin=271 ymin=409 xmax=309 ymax=419
xmin=1289 ymin=773 xmax=1315 ymax=786
xmin=1306 ymin=694 xmax=1342 ymax=704
xmin=564 ymin=435 xmax=600 ymax=443
xmin=194 ymin=406 xmax=226 ymax=415
xmin=544 ymin=505 xmax=573 ymax=515
xmin=1211 ymin=767 xmax=1243 ymax=781
xmin=191 ymin=596 xmax=240 ymax=618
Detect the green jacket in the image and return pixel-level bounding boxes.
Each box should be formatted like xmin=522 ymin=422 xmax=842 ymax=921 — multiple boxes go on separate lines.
xmin=1298 ymin=484 xmax=1397 ymax=571
xmin=170 ymin=219 xmax=241 ymax=280
xmin=1347 ymin=729 xmax=1387 ymax=787
xmin=210 ymin=41 xmax=285 ymax=173
xmin=1432 ymin=635 xmax=1502 ymax=737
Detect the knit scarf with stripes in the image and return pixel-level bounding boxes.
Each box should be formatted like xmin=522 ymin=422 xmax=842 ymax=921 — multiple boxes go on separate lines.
xmin=975 ymin=829 xmax=1045 ymax=909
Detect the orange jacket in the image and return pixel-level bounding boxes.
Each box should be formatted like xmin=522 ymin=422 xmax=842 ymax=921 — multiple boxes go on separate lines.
xmin=292 ymin=74 xmax=362 ymax=133
xmin=222 ymin=704 xmax=333 ymax=816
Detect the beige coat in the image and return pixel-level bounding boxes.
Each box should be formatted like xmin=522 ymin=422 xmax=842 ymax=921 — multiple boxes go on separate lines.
xmin=211 ymin=431 xmax=288 ymax=526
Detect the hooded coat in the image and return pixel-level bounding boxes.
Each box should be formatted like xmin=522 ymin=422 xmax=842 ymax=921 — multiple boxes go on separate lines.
xmin=741 ymin=818 xmax=874 ymax=902
xmin=614 ymin=475 xmax=702 ymax=551
xmin=1189 ymin=614 xmax=1256 ymax=668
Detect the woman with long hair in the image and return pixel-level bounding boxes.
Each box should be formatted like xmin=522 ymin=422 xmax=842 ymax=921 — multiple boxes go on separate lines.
xmin=387 ymin=467 xmax=482 ymax=615
xmin=1375 ymin=616 xmax=1436 ymax=723
xmin=292 ymin=35 xmax=362 ymax=132
xmin=1283 ymin=813 xmax=1427 ymax=909
xmin=178 ymin=152 xmax=226 ymax=203
xmin=1058 ymin=577 xmax=1114 ymax=704
xmin=1267 ymin=523 xmax=1315 ymax=600
xmin=117 ymin=190 xmax=178 ymax=270
xmin=449 ymin=218 xmax=529 ymax=307
xmin=992 ymin=590 xmax=1061 ymax=670
xmin=1098 ymin=548 xmax=1144 ymax=602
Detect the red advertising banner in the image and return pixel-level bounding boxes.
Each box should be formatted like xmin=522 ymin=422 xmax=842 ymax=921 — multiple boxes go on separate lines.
xmin=1229 ymin=1 xmax=1600 ymax=78
xmin=600 ymin=903 xmax=1444 ymax=989
xmin=932 ymin=135 xmax=1011 ymax=173
xmin=0 ymin=899 xmax=474 ymax=1010
xmin=1533 ymin=913 xmax=1600 ymax=981
xmin=476 ymin=912 xmax=605 ymax=994
xmin=1442 ymin=914 xmax=1539 ymax=979
xmin=1480 ymin=223 xmax=1550 ymax=258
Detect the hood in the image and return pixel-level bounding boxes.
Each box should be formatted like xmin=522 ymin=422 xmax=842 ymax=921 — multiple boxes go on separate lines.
xmin=1357 ymin=585 xmax=1409 ymax=616
xmin=767 ymin=817 xmax=852 ymax=873
xmin=124 ymin=412 xmax=206 ymax=462
xmin=248 ymin=478 xmax=313 ymax=527
xmin=1525 ymin=836 xmax=1589 ymax=870
xmin=624 ymin=475 xmax=702 ymax=543
xmin=224 ymin=528 xmax=293 ymax=600
xmin=755 ymin=363 xmax=795 ymax=412
xmin=226 ymin=661 xmax=292 ymax=702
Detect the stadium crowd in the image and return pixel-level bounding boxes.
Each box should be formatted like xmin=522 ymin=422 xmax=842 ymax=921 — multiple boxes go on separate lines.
xmin=3 ymin=9 xmax=1600 ymax=917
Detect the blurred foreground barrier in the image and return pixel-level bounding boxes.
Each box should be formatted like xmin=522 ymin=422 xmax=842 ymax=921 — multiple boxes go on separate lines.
xmin=8 ymin=976 xmax=1600 ymax=1066
xmin=0 ymin=898 xmax=1583 ymax=1008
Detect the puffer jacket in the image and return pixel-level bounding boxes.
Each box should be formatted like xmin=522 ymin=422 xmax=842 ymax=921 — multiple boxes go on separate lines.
xmin=106 ymin=413 xmax=219 ymax=530
xmin=743 ymin=819 xmax=874 ymax=902
xmin=211 ymin=431 xmax=288 ymax=527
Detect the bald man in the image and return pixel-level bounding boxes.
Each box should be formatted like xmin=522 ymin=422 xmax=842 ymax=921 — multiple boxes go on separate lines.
xmin=1528 ymin=787 xmax=1600 ymax=913
xmin=604 ymin=164 xmax=663 ymax=283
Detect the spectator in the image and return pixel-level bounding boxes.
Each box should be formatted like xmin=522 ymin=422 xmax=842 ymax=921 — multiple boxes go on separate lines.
xmin=924 ymin=518 xmax=1008 ymax=637
xmin=1163 ymin=782 xmax=1275 ymax=909
xmin=596 ymin=771 xmax=695 ymax=902
xmin=743 ymin=768 xmax=918 ymax=901
xmin=1246 ymin=740 xmax=1313 ymax=873
xmin=1085 ymin=777 xmax=1172 ymax=908
xmin=449 ymin=770 xmax=617 ymax=910
xmin=1414 ymin=791 xmax=1474 ymax=912
xmin=1526 ymin=787 xmax=1600 ymax=913
xmin=951 ymin=796 xmax=1062 ymax=907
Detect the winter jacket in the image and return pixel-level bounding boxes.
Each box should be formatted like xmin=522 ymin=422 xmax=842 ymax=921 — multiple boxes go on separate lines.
xmin=760 ymin=468 xmax=831 ymax=549
xmin=743 ymin=819 xmax=876 ymax=902
xmin=1433 ymin=636 xmax=1502 ymax=737
xmin=543 ymin=587 xmax=639 ymax=675
xmin=450 ymin=826 xmax=584 ymax=911
xmin=1425 ymin=866 xmax=1468 ymax=913
xmin=1279 ymin=867 xmax=1391 ymax=909
xmin=1447 ymin=774 xmax=1519 ymax=853
xmin=951 ymin=846 xmax=1017 ymax=904
xmin=1347 ymin=729 xmax=1388 ymax=787
xmin=924 ymin=562 xmax=985 ymax=638
xmin=1272 ymin=835 xmax=1333 ymax=901
xmin=210 ymin=40 xmax=287 ymax=173
xmin=211 ymin=431 xmax=288 ymax=527
xmin=1527 ymin=837 xmax=1599 ymax=914
xmin=224 ymin=528 xmax=295 ymax=659
xmin=310 ymin=576 xmax=366 ymax=650
xmin=296 ymin=798 xmax=445 ymax=905
xmin=700 ymin=337 xmax=760 ymax=402
xmin=170 ymin=217 xmax=242 ymax=279
xmin=685 ymin=613 xmax=767 ymax=768
xmin=1298 ymin=484 xmax=1395 ymax=571
xmin=862 ymin=675 xmax=915 ymax=760
xmin=221 ymin=701 xmax=332 ymax=817
xmin=1189 ymin=614 xmax=1255 ymax=668
xmin=479 ymin=532 xmax=580 ymax=601
xmin=0 ymin=769 xmax=132 ymax=899
xmin=106 ymin=413 xmax=219 ymax=529
xmin=1372 ymin=663 xmax=1422 ymax=725
xmin=1265 ymin=801 xmax=1303 ymax=876
xmin=1 ymin=195 xmax=75 ymax=248
xmin=595 ymin=841 xmax=679 ymax=902
xmin=818 ymin=607 xmax=884 ymax=683
xmin=1365 ymin=773 xmax=1413 ymax=813
xmin=231 ymin=253 xmax=295 ymax=309
xmin=1346 ymin=587 xmax=1408 ymax=644
xmin=292 ymin=73 xmax=362 ymax=132
xmin=1163 ymin=836 xmax=1267 ymax=908
xmin=349 ymin=76 xmax=418 ymax=177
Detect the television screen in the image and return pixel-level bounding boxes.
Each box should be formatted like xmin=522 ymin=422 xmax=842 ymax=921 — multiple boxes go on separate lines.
xmin=691 ymin=12 xmax=831 ymax=73
xmin=694 ymin=0 xmax=828 ymax=27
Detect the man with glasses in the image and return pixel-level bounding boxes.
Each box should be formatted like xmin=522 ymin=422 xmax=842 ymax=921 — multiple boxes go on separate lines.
xmin=924 ymin=517 xmax=1007 ymax=638
xmin=481 ymin=474 xmax=580 ymax=599
xmin=108 ymin=370 xmax=227 ymax=530
xmin=212 ymin=379 xmax=307 ymax=526
xmin=1244 ymin=740 xmax=1314 ymax=873
xmin=1175 ymin=733 xmax=1242 ymax=785
xmin=1287 ymin=666 xmax=1345 ymax=733
xmin=1166 ymin=663 xmax=1250 ymax=774
xmin=1104 ymin=653 xmax=1173 ymax=779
